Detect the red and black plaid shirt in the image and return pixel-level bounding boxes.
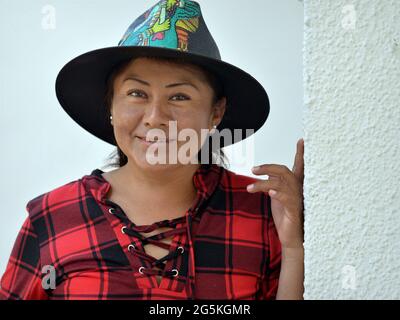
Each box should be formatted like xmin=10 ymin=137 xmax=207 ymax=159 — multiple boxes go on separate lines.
xmin=0 ymin=163 xmax=281 ymax=300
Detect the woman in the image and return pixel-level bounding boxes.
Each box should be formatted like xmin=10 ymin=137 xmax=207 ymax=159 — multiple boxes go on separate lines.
xmin=0 ymin=0 xmax=304 ymax=300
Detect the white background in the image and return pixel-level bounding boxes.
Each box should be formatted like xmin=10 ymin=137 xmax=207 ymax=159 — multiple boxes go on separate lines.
xmin=0 ymin=0 xmax=303 ymax=274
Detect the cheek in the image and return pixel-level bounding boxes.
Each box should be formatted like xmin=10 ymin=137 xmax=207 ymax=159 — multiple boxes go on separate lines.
xmin=176 ymin=114 xmax=209 ymax=136
xmin=113 ymin=100 xmax=142 ymax=127
xmin=176 ymin=102 xmax=211 ymax=126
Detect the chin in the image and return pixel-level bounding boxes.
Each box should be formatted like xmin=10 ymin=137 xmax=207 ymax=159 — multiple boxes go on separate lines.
xmin=133 ymin=152 xmax=179 ymax=170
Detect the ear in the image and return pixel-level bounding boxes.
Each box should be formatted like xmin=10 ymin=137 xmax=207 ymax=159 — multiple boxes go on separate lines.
xmin=211 ymin=96 xmax=227 ymax=127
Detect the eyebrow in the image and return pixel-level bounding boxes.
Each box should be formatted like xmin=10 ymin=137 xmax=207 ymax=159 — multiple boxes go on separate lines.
xmin=122 ymin=75 xmax=200 ymax=91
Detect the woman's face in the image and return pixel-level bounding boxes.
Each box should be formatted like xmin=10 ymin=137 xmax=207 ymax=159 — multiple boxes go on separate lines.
xmin=110 ymin=57 xmax=226 ymax=170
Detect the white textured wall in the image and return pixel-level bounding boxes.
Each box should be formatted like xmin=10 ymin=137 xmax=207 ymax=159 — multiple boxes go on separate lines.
xmin=304 ymin=0 xmax=400 ymax=299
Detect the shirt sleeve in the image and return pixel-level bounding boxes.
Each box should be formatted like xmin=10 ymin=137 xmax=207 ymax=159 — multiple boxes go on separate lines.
xmin=258 ymin=194 xmax=282 ymax=300
xmin=0 ymin=216 xmax=48 ymax=300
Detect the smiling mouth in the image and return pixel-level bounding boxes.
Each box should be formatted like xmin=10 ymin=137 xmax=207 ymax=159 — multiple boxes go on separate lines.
xmin=136 ymin=136 xmax=174 ymax=143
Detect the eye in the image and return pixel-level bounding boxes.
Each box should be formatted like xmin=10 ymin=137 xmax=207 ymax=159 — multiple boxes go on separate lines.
xmin=128 ymin=90 xmax=147 ymax=98
xmin=170 ymin=94 xmax=190 ymax=101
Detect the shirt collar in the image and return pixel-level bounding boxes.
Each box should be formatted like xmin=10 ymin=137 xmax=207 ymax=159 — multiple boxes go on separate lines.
xmin=83 ymin=163 xmax=224 ymax=217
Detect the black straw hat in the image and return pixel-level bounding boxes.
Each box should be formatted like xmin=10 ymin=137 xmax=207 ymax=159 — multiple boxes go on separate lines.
xmin=55 ymin=0 xmax=270 ymax=148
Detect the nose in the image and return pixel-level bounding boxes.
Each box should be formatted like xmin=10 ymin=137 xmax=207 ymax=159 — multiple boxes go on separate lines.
xmin=142 ymin=97 xmax=170 ymax=129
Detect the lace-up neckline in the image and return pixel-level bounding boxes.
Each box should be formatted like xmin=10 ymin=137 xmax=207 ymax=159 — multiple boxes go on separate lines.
xmin=107 ymin=201 xmax=187 ymax=280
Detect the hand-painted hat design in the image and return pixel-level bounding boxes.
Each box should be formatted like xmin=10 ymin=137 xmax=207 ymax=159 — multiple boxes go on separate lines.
xmin=120 ymin=0 xmax=201 ymax=52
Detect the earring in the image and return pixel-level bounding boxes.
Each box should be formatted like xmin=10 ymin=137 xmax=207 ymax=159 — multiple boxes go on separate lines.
xmin=110 ymin=115 xmax=113 ymax=120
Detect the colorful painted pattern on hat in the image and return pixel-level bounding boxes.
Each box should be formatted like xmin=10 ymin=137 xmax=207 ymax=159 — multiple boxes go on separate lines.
xmin=119 ymin=0 xmax=201 ymax=52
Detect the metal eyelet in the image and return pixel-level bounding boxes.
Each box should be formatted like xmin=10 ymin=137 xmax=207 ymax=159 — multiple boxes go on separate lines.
xmin=121 ymin=226 xmax=127 ymax=234
xmin=128 ymin=244 xmax=135 ymax=252
xmin=177 ymin=246 xmax=184 ymax=254
xmin=171 ymin=268 xmax=179 ymax=277
xmin=108 ymin=207 xmax=116 ymax=214
xmin=138 ymin=266 xmax=145 ymax=274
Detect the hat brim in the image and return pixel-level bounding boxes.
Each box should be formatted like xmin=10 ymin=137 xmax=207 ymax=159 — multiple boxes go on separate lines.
xmin=55 ymin=46 xmax=270 ymax=148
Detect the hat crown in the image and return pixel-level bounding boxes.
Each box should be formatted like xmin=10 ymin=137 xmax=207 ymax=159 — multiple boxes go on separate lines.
xmin=118 ymin=0 xmax=221 ymax=59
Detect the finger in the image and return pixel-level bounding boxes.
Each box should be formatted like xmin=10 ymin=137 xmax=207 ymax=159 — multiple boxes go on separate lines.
xmin=247 ymin=179 xmax=282 ymax=193
xmin=252 ymin=164 xmax=292 ymax=178
xmin=292 ymin=138 xmax=304 ymax=182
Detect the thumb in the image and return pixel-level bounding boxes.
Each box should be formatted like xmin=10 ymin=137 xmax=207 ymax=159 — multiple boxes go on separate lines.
xmin=292 ymin=138 xmax=304 ymax=182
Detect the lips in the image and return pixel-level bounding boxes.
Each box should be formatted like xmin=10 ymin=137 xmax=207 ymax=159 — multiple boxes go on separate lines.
xmin=136 ymin=136 xmax=173 ymax=143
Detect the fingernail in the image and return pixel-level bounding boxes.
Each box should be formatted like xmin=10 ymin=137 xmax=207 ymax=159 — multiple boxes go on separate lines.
xmin=252 ymin=166 xmax=260 ymax=171
xmin=247 ymin=184 xmax=254 ymax=191
xmin=269 ymin=189 xmax=277 ymax=196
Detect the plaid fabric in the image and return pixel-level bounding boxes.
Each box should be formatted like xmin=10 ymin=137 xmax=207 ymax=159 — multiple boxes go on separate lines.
xmin=0 ymin=163 xmax=281 ymax=300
